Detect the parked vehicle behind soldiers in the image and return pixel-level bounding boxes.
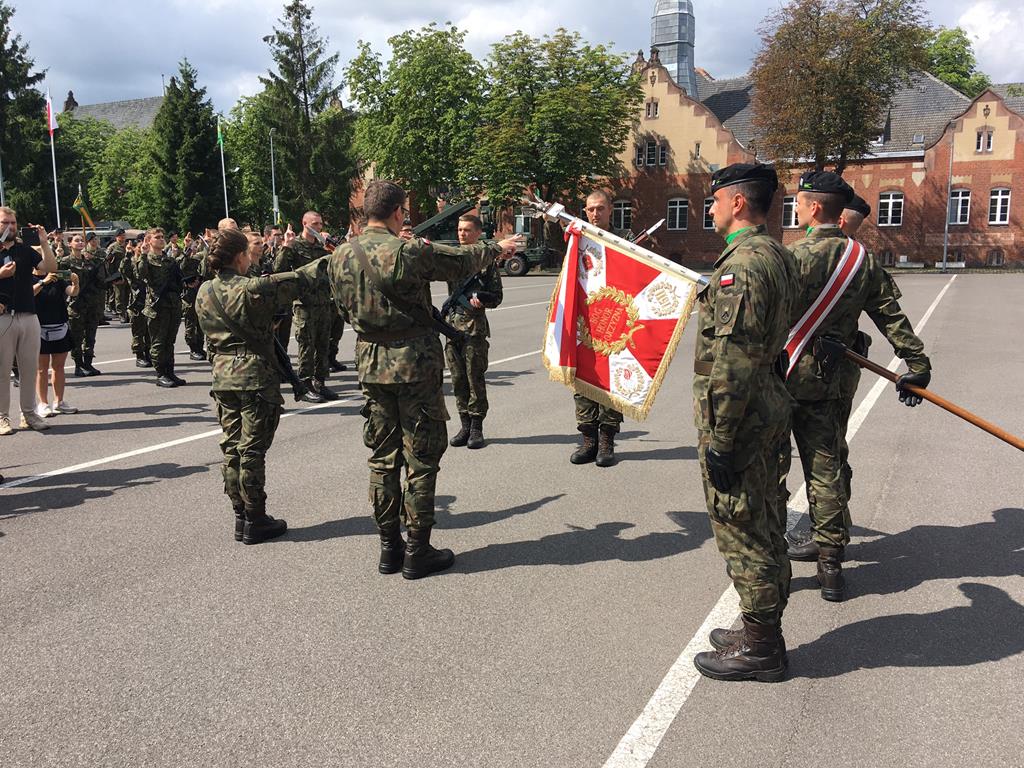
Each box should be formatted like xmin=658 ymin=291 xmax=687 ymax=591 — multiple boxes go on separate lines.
xmin=196 ymin=228 xmax=323 ymax=545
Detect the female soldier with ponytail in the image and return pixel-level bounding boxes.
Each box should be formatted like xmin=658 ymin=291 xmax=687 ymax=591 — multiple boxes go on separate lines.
xmin=196 ymin=228 xmax=324 ymax=545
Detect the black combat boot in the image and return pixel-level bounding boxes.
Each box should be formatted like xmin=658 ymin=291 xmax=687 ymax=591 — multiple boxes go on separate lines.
xmin=694 ymin=616 xmax=786 ymax=682
xmin=570 ymin=426 xmax=598 ymax=465
xmin=84 ymin=355 xmax=102 ymax=376
xmin=329 ymin=357 xmax=347 ymax=372
xmin=189 ymin=348 xmax=206 ymax=361
xmin=709 ymin=620 xmax=789 ymax=667
xmin=242 ymin=507 xmax=288 ymax=545
xmin=73 ymin=357 xmax=88 ymax=377
xmin=786 ymin=529 xmax=820 ymax=561
xmin=168 ymin=362 xmax=187 ymax=387
xmin=595 ymin=426 xmax=617 ymax=467
xmin=817 ymin=545 xmax=846 ymax=601
xmin=314 ymin=379 xmax=339 ymax=401
xmin=135 ymin=355 xmax=150 ymax=368
xmin=156 ymin=366 xmax=176 ymax=388
xmin=301 ymin=379 xmax=326 ymax=404
xmin=449 ymin=413 xmax=471 ymax=447
xmin=402 ymin=527 xmax=455 ymax=580
xmin=378 ymin=525 xmax=405 ymax=574
xmin=467 ymin=417 xmax=485 ymax=449
xmin=233 ymin=503 xmax=246 ymax=542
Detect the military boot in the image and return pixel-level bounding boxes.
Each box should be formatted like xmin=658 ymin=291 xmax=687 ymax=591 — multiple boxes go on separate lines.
xmin=467 ymin=417 xmax=485 ymax=449
xmin=155 ymin=366 xmax=177 ymax=388
xmin=301 ymin=379 xmax=326 ymax=404
xmin=242 ymin=507 xmax=287 ymax=545
xmin=378 ymin=525 xmax=406 ymax=575
xmin=570 ymin=426 xmax=598 ymax=465
xmin=329 ymin=357 xmax=347 ymax=373
xmin=189 ymin=348 xmax=206 ymax=361
xmin=84 ymin=355 xmax=102 ymax=376
xmin=786 ymin=529 xmax=820 ymax=561
xmin=232 ymin=503 xmax=246 ymax=542
xmin=402 ymin=527 xmax=455 ymax=580
xmin=693 ymin=617 xmax=786 ymax=682
xmin=314 ymin=379 xmax=339 ymax=401
xmin=709 ymin=621 xmax=789 ymax=667
xmin=595 ymin=426 xmax=616 ymax=467
xmin=450 ymin=413 xmax=471 ymax=447
xmin=73 ymin=357 xmax=88 ymax=378
xmin=168 ymin=362 xmax=187 ymax=387
xmin=817 ymin=545 xmax=846 ymax=602
xmin=135 ymin=355 xmax=150 ymax=368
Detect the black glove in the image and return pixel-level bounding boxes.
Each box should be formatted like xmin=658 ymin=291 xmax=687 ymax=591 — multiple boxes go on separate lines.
xmin=896 ymin=370 xmax=930 ymax=407
xmin=705 ymin=447 xmax=739 ymax=492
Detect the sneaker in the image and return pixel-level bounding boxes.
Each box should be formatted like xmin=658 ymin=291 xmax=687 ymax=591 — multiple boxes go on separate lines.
xmin=20 ymin=411 xmax=51 ymax=431
xmin=35 ymin=403 xmax=54 ymax=419
xmin=0 ymin=415 xmax=12 ymax=435
xmin=53 ymin=400 xmax=78 ymax=415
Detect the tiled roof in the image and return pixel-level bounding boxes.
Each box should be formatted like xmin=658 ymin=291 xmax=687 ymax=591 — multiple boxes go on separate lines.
xmin=69 ymin=96 xmax=164 ymax=131
xmin=992 ymin=83 xmax=1024 ymax=115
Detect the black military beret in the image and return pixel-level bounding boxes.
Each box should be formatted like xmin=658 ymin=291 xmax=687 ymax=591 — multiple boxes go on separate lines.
xmin=845 ymin=194 xmax=871 ymax=218
xmin=798 ymin=171 xmax=854 ymax=204
xmin=85 ymin=231 xmax=97 ymax=241
xmin=115 ymin=228 xmax=126 ymax=235
xmin=710 ymin=162 xmax=779 ymax=193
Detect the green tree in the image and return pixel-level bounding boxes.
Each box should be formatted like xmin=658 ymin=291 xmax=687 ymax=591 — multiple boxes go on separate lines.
xmin=471 ymin=29 xmax=642 ymax=207
xmin=225 ymin=92 xmax=275 ymax=228
xmin=926 ymin=27 xmax=991 ymax=98
xmin=751 ymin=0 xmax=931 ymax=174
xmin=346 ymin=23 xmax=484 ymax=218
xmin=261 ymin=0 xmax=355 ymax=228
xmin=52 ymin=114 xmax=114 ymax=227
xmin=91 ymin=127 xmax=161 ymax=226
xmin=0 ymin=0 xmax=49 ymax=223
xmin=151 ymin=59 xmax=222 ymax=234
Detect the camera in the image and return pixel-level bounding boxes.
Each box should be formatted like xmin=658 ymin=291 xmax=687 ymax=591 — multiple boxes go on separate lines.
xmin=20 ymin=227 xmax=41 ymax=247
xmin=55 ymin=269 xmax=73 ymax=281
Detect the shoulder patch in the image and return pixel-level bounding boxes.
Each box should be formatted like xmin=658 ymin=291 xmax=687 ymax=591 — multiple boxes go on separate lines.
xmin=720 ymin=273 xmax=734 ymax=287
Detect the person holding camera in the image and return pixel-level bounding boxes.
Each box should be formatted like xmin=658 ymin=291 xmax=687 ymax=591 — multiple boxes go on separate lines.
xmin=0 ymin=207 xmax=57 ymax=435
xmin=32 ymin=266 xmax=80 ymax=417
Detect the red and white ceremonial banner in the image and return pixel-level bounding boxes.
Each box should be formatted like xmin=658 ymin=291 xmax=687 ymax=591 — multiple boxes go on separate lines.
xmin=543 ymin=220 xmax=703 ymax=421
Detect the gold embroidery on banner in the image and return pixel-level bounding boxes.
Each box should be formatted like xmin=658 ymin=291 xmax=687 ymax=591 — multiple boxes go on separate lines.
xmin=577 ymin=286 xmax=644 ymax=356
xmin=613 ymin=363 xmax=647 ymax=399
xmin=648 ymin=281 xmax=681 ymax=318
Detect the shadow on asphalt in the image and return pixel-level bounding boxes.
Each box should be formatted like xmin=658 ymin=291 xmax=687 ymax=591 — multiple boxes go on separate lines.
xmin=618 ymin=444 xmax=699 ymax=462
xmin=42 ymin=403 xmax=214 ymax=435
xmin=486 ymin=430 xmax=648 ymax=447
xmin=791 ymin=582 xmax=1024 ymax=677
xmin=451 ymin=510 xmax=713 ymax=573
xmin=0 ymin=462 xmax=212 ymax=519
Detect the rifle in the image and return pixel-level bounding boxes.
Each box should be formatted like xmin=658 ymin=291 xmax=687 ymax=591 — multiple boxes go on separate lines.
xmin=273 ymin=335 xmax=308 ymax=402
xmin=816 ymin=336 xmax=1024 ymax=453
xmin=441 ymin=269 xmax=499 ymax=319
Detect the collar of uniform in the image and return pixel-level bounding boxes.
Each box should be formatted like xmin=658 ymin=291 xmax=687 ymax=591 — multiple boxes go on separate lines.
xmin=218 ymin=267 xmax=239 ymax=277
xmin=715 ymin=223 xmax=767 ymax=267
xmin=362 ymin=225 xmax=391 ymax=236
xmin=806 ymin=224 xmax=843 ymax=238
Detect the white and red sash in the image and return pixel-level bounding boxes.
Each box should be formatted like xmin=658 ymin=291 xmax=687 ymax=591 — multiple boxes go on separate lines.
xmin=784 ymin=237 xmax=866 ymax=378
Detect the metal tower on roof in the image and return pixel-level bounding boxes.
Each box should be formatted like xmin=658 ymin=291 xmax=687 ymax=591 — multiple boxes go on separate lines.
xmin=651 ymin=0 xmax=698 ymax=98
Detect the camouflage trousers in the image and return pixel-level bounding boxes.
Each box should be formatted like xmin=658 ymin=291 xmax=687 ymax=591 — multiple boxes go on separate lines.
xmin=328 ymin=309 xmax=345 ymax=361
xmin=293 ymin=304 xmax=330 ymax=381
xmin=213 ymin=387 xmax=282 ymax=514
xmin=778 ymin=398 xmax=850 ymax=548
xmin=128 ymin=308 xmax=150 ymax=357
xmin=182 ymin=297 xmax=204 ymax=353
xmin=146 ymin=303 xmax=182 ymax=371
xmin=699 ymin=429 xmax=791 ymax=624
xmin=68 ymin=303 xmax=103 ymax=364
xmin=574 ymin=393 xmax=623 ymax=433
xmin=106 ymin=283 xmax=128 ymax=316
xmin=360 ymin=379 xmax=450 ymax=533
xmin=445 ymin=336 xmax=489 ymax=418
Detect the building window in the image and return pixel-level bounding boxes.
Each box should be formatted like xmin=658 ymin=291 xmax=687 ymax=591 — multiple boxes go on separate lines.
xmin=635 ymin=145 xmax=644 ymax=167
xmin=976 ymin=130 xmax=994 ymax=153
xmin=987 ymin=248 xmax=1005 ymax=266
xmin=612 ymin=200 xmax=632 ymax=231
xmin=782 ymin=196 xmax=798 ymax=228
xmin=694 ymin=142 xmax=701 ymax=159
xmin=949 ymin=189 xmax=970 ymax=225
xmin=989 ymin=188 xmax=1011 ymax=225
xmin=667 ymin=198 xmax=689 ymax=231
xmin=645 ymin=100 xmax=660 ymax=119
xmin=645 ymin=141 xmax=657 ymax=166
xmin=659 ymin=144 xmax=668 ymax=166
xmin=880 ymin=249 xmax=894 ymax=267
xmin=878 ymin=191 xmax=904 ymax=227
xmin=703 ymin=198 xmax=714 ymax=230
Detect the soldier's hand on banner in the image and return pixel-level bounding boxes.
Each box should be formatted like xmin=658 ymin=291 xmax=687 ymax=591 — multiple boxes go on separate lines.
xmin=896 ymin=370 xmax=930 ymax=407
xmin=705 ymin=447 xmax=739 ymax=492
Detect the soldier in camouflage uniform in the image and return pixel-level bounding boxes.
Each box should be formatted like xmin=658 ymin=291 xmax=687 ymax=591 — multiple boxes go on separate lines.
xmin=196 ymin=228 xmax=323 ymax=545
xmin=178 ymin=236 xmax=207 ymax=360
xmin=122 ymin=239 xmax=151 ymax=367
xmin=274 ymin=212 xmax=337 ymax=403
xmin=444 ymin=214 xmax=503 ymax=450
xmin=691 ymin=163 xmax=798 ymax=683
xmin=325 ymin=180 xmax=521 ymax=579
xmin=60 ymin=233 xmax=108 ymax=377
xmin=105 ymin=229 xmax=129 ymax=321
xmin=570 ymin=189 xmax=626 ymax=467
xmin=138 ymin=228 xmax=185 ymax=388
xmin=780 ymin=173 xmax=931 ymax=601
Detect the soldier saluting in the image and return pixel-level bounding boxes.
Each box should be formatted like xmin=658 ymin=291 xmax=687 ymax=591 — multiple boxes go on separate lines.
xmin=324 ymin=180 xmax=521 ymax=579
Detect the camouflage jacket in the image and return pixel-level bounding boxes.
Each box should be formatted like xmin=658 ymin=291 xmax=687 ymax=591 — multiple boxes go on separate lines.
xmin=59 ymin=252 xmax=108 ymax=311
xmin=274 ymin=238 xmax=332 ymax=307
xmin=106 ymin=242 xmax=127 ymax=274
xmin=196 ymin=266 xmax=320 ymax=397
xmin=323 ymin=224 xmax=500 ymax=384
xmin=787 ymin=225 xmax=930 ymax=402
xmin=138 ymin=249 xmax=183 ymax=319
xmin=693 ymin=225 xmax=798 ymax=465
xmin=177 ymin=248 xmax=206 ymax=304
xmin=121 ymin=251 xmax=147 ymax=310
xmin=444 ymin=261 xmax=504 ymax=338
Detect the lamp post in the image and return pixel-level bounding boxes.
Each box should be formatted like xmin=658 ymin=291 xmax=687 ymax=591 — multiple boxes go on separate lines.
xmin=269 ymin=128 xmax=279 ymax=224
xmin=941 ymin=119 xmax=956 ymax=273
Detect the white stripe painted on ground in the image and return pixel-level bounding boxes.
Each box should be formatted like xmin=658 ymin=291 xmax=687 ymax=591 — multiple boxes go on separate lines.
xmin=601 ymin=274 xmax=956 ymax=768
xmin=1 ymin=349 xmax=542 ymax=491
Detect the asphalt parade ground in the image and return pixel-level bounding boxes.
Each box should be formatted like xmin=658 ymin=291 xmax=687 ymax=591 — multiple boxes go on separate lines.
xmin=2 ymin=273 xmax=1022 ymax=768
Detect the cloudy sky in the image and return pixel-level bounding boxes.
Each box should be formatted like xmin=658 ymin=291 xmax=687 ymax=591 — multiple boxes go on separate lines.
xmin=13 ymin=0 xmax=1022 ymax=114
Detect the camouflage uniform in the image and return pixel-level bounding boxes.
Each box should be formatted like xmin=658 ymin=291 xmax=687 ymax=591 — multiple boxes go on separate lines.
xmin=122 ymin=251 xmax=150 ymax=359
xmin=138 ymin=249 xmax=183 ymax=376
xmin=265 ymin=244 xmax=292 ymax=351
xmin=196 ymin=266 xmax=318 ymax=516
xmin=61 ymin=251 xmax=108 ymax=369
xmin=274 ymin=238 xmax=332 ymax=383
xmin=443 ymin=262 xmax=503 ymax=419
xmin=178 ymin=245 xmax=207 ymax=355
xmin=105 ymin=241 xmax=128 ymax=318
xmin=326 ymin=225 xmax=500 ymax=534
xmin=694 ymin=225 xmax=798 ymax=624
xmin=781 ymin=225 xmax=930 ymax=548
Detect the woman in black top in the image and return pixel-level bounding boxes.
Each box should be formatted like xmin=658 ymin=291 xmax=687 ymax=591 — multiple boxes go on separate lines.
xmin=32 ymin=267 xmax=79 ymax=417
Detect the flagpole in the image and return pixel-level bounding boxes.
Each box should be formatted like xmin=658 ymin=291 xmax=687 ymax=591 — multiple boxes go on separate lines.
xmin=218 ymin=116 xmax=229 ymax=218
xmin=50 ymin=130 xmax=61 ymax=229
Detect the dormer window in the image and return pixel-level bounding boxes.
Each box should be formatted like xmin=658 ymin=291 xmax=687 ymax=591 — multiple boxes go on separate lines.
xmin=976 ymin=129 xmax=994 ymax=153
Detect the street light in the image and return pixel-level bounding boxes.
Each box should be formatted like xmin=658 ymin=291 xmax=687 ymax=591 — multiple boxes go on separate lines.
xmin=269 ymin=128 xmax=279 ymax=225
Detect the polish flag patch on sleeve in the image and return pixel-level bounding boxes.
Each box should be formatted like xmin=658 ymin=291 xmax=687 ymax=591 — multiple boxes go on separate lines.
xmin=720 ymin=273 xmax=735 ymax=287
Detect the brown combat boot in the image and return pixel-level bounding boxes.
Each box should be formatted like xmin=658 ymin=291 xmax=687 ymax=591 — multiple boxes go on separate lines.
xmin=467 ymin=417 xmax=485 ymax=449
xmin=694 ymin=617 xmax=786 ymax=682
xmin=402 ymin=527 xmax=455 ymax=580
xmin=595 ymin=426 xmax=616 ymax=467
xmin=570 ymin=426 xmax=598 ymax=465
xmin=709 ymin=620 xmax=789 ymax=667
xmin=450 ymin=413 xmax=471 ymax=447
xmin=817 ymin=545 xmax=846 ymax=602
xmin=378 ymin=525 xmax=405 ymax=575
xmin=786 ymin=529 xmax=820 ymax=561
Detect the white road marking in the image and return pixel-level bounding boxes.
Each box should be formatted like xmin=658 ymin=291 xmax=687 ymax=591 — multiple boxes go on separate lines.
xmin=602 ymin=274 xmax=957 ymax=768
xmin=1 ymin=349 xmax=542 ymax=491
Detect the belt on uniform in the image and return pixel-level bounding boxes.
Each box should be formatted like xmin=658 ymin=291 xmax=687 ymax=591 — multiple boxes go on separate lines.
xmin=694 ymin=360 xmax=780 ymax=377
xmin=357 ymin=327 xmax=431 ymax=344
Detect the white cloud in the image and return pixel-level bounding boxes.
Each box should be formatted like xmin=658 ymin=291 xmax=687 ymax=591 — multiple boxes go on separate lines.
xmin=958 ymin=1 xmax=1022 ymax=83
